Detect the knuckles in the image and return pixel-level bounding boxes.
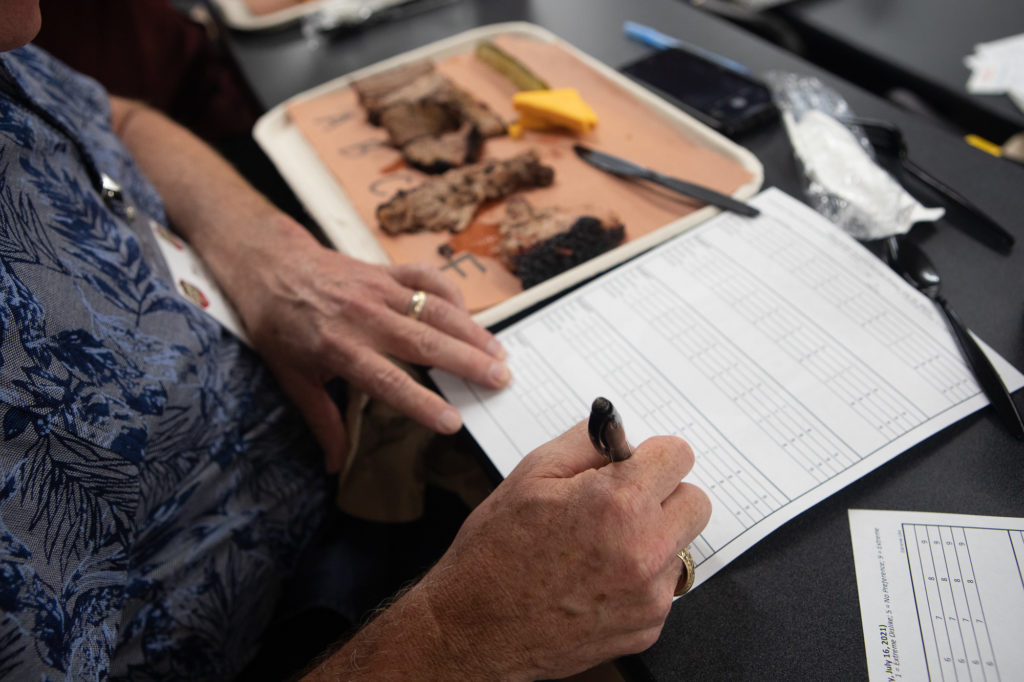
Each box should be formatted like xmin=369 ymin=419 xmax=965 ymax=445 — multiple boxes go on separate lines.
xmin=365 ymin=360 xmax=411 ymax=397
xmin=407 ymin=325 xmax=443 ymax=360
xmin=577 ymin=485 xmax=677 ymax=586
xmin=598 ymin=480 xmax=647 ymax=526
xmin=642 ymin=435 xmax=695 ymax=471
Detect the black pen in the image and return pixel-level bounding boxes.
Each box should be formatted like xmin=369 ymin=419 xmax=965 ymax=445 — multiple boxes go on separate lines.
xmin=588 ymin=397 xmax=633 ymax=461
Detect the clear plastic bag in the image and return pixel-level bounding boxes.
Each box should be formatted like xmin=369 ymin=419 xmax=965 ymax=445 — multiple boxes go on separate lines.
xmin=765 ymin=71 xmax=943 ymax=240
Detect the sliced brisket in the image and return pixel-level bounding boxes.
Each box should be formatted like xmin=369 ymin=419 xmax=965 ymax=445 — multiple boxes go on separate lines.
xmin=437 ymin=88 xmax=506 ymax=138
xmin=401 ymin=122 xmax=483 ymax=174
xmin=378 ymin=99 xmax=459 ymax=148
xmin=376 ymin=150 xmax=554 ymax=235
xmin=363 ymin=71 xmax=451 ymax=125
xmin=352 ymin=60 xmax=506 ymax=157
xmin=351 ymin=61 xmax=436 ymax=110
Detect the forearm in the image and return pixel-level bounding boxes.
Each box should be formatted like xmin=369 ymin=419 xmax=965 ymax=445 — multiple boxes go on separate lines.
xmin=108 ymin=96 xmax=315 ymax=300
xmin=300 ymin=576 xmax=515 ymax=682
xmin=107 ymin=95 xmax=507 ymax=450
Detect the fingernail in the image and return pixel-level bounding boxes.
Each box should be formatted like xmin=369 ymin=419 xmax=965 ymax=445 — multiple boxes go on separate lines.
xmin=488 ymin=361 xmax=511 ymax=387
xmin=486 ymin=338 xmax=506 ymax=359
xmin=437 ymin=409 xmax=462 ymax=434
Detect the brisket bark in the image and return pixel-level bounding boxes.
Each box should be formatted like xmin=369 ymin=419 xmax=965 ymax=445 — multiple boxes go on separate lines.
xmin=362 ymin=71 xmax=451 ymax=125
xmin=376 ymin=150 xmax=554 ymax=235
xmin=497 ymin=197 xmax=625 ymax=288
xmin=351 ymin=60 xmax=506 ymax=171
xmin=378 ymin=99 xmax=458 ymax=148
xmin=351 ymin=61 xmax=435 ymax=110
xmin=401 ymin=122 xmax=483 ymax=174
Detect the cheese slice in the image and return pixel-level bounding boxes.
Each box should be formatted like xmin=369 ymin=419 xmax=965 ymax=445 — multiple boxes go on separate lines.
xmin=512 ymin=88 xmax=598 ymax=134
xmin=515 ymin=112 xmax=562 ymax=130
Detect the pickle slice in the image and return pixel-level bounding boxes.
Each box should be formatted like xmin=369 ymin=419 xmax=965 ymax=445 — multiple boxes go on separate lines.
xmin=475 ymin=40 xmax=549 ymax=91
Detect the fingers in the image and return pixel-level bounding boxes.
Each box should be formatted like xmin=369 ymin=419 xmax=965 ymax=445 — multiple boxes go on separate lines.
xmin=517 ymin=421 xmax=609 ymax=478
xmin=389 ymin=263 xmax=466 ymax=308
xmin=315 ymin=262 xmax=507 ymax=434
xmin=518 ymin=428 xmax=698 ymax=494
xmin=347 ymin=350 xmax=464 ymax=435
xmin=415 ymin=293 xmax=506 ymax=360
xmin=273 ymin=365 xmax=349 ymax=473
xmin=389 ymin=268 xmax=505 ymax=361
xmin=617 ymin=436 xmax=696 ymax=502
xmin=382 ymin=265 xmax=509 ymax=389
xmin=372 ymin=305 xmax=511 ymax=391
xmin=338 ymin=261 xmax=507 ymax=387
xmin=662 ymin=481 xmax=712 ymax=549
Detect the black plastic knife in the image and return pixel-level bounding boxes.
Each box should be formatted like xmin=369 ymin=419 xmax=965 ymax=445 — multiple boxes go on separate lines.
xmin=573 ymin=144 xmax=759 ymax=217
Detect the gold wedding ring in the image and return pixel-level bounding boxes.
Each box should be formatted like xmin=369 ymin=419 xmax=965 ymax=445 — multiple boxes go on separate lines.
xmin=674 ymin=547 xmax=696 ymax=597
xmin=406 ymin=290 xmax=427 ymax=320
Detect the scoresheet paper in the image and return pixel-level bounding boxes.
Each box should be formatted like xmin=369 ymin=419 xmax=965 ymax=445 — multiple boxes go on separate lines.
xmin=849 ymin=510 xmax=1024 ymax=681
xmin=430 ymin=188 xmax=1024 ymax=591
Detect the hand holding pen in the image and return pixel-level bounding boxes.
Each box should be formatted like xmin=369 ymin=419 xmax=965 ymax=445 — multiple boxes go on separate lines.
xmin=418 ymin=418 xmax=709 ymax=678
xmin=588 ymin=396 xmax=699 ymax=595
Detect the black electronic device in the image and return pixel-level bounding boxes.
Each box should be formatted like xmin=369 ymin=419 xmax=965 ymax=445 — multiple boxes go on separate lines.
xmin=620 ymin=47 xmax=777 ymax=137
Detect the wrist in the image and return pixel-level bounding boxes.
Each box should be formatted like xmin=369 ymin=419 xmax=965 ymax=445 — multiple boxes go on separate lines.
xmin=414 ymin=558 xmax=535 ymax=681
xmin=193 ymin=209 xmax=312 ymax=279
xmin=304 ymin=578 xmax=498 ymax=681
xmin=187 ymin=211 xmax=322 ymax=320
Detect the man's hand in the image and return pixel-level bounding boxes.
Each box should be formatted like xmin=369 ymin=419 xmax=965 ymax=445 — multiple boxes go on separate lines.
xmin=228 ymin=225 xmax=509 ymax=472
xmin=108 ymin=96 xmax=509 ymax=472
xmin=305 ymin=422 xmax=712 ymax=680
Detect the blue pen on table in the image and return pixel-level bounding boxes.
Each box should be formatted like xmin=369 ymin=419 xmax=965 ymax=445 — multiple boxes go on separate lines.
xmin=623 ymin=20 xmax=751 ymax=74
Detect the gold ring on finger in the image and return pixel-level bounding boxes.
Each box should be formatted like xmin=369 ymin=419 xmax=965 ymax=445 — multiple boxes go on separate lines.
xmin=674 ymin=547 xmax=696 ymax=597
xmin=406 ymin=290 xmax=427 ymax=321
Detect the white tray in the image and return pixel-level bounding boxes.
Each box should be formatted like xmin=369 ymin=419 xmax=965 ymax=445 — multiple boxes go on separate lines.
xmin=210 ymin=0 xmax=408 ymax=31
xmin=254 ymin=22 xmax=764 ymax=327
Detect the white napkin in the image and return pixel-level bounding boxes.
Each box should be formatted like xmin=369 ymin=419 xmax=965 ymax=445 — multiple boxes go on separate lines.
xmin=782 ymin=109 xmax=944 ymax=240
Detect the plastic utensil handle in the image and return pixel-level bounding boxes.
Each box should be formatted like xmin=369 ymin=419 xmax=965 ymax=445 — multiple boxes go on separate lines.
xmin=903 ymin=157 xmax=1015 ymax=253
xmin=938 ymin=298 xmax=1024 ymax=439
xmin=648 ymin=171 xmax=760 ymax=217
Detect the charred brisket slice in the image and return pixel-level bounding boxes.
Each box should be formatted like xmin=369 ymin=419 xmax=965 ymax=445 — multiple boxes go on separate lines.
xmin=515 ymin=219 xmax=626 ymax=289
xmin=363 ymin=71 xmax=451 ymax=125
xmin=376 ymin=83 xmax=506 ymax=146
xmin=353 ymin=60 xmax=506 ymax=150
xmin=436 ymin=88 xmax=507 ymax=138
xmin=378 ymin=99 xmax=459 ymax=148
xmin=376 ymin=150 xmax=554 ymax=235
xmin=351 ymin=61 xmax=436 ymax=109
xmin=401 ymin=123 xmax=483 ymax=174
xmin=497 ymin=198 xmax=625 ymax=288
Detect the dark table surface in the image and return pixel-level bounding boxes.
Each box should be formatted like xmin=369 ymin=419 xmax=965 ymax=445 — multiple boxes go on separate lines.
xmin=772 ymin=0 xmax=1024 ymax=141
xmin=219 ymin=1 xmax=1024 ymax=679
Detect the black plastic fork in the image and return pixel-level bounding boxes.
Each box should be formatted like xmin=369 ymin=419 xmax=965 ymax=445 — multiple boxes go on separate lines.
xmin=848 ymin=117 xmax=1015 ymax=254
xmin=876 ymin=235 xmax=1024 ymax=439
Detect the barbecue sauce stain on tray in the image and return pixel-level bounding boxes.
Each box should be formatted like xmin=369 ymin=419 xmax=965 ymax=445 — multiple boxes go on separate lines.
xmin=448 ymin=221 xmax=501 ymax=259
xmin=286 ymin=34 xmax=755 ymax=314
xmin=378 ymin=158 xmax=408 ymax=174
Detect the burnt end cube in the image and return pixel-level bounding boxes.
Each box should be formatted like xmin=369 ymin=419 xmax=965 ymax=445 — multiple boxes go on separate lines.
xmin=514 ymin=217 xmax=625 ymax=289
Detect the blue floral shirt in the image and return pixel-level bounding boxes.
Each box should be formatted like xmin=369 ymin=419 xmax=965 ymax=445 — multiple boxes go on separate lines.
xmin=0 ymin=46 xmax=326 ymax=680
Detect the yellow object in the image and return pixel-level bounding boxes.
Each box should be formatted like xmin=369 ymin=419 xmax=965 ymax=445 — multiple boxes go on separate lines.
xmin=965 ymin=134 xmax=1003 ymax=157
xmin=515 ymin=112 xmax=562 ymax=130
xmin=512 ymin=88 xmax=598 ymax=134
